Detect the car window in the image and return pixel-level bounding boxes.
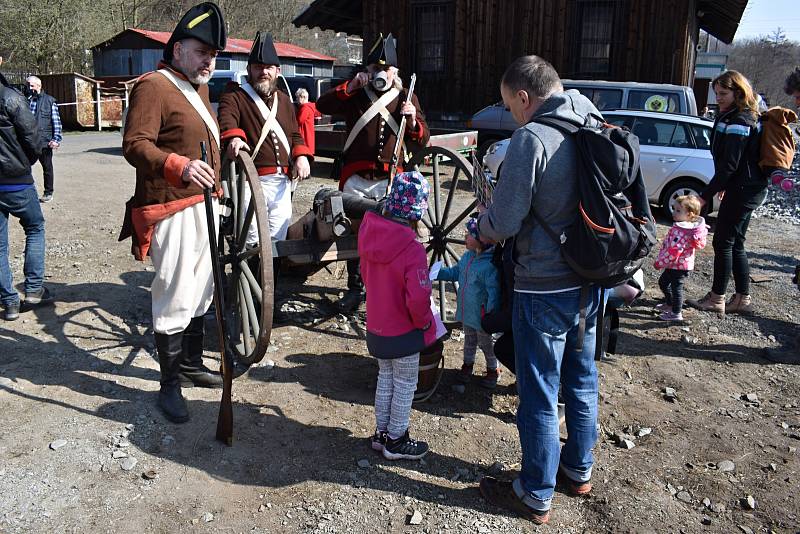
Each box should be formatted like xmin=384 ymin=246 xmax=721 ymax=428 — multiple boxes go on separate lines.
xmin=627 ymin=90 xmax=680 ymax=113
xmin=669 ymin=124 xmax=692 ymax=148
xmin=631 ymin=118 xmax=676 ymax=146
xmin=566 ymin=87 xmax=622 ymax=110
xmin=602 ymin=115 xmax=627 ymax=127
xmin=591 ymin=89 xmax=623 ymax=110
xmin=690 ymin=124 xmax=712 ymax=150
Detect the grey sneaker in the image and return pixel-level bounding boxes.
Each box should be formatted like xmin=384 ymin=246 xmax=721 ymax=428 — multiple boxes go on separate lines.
xmin=25 ymin=287 xmax=52 ymax=305
xmin=39 ymin=193 xmax=53 ymax=203
xmin=3 ymin=302 xmax=20 ymax=321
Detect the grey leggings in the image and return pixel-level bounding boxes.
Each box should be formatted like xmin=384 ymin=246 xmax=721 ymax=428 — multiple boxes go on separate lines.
xmin=375 ymin=353 xmax=419 ymax=440
xmin=464 ymin=326 xmax=498 ymax=370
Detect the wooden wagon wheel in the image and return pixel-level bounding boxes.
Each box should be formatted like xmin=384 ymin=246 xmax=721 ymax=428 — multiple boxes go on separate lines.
xmin=408 ymin=146 xmax=477 ymax=322
xmin=219 ymin=152 xmax=274 ymax=369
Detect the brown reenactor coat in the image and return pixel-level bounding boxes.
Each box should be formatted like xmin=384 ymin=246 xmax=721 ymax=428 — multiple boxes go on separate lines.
xmin=121 ymin=63 xmax=222 ymax=260
xmin=217 ymin=87 xmax=313 ymax=174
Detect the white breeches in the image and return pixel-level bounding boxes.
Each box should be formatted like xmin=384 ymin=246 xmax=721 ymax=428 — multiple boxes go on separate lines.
xmin=245 ymin=173 xmax=292 ymax=244
xmin=150 ymin=199 xmax=219 ymax=335
xmin=343 ymin=174 xmax=388 ymax=200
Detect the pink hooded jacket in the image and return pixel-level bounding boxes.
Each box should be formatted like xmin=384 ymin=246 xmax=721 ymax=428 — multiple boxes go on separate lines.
xmin=358 ymin=211 xmax=436 ymax=358
xmin=653 ymin=217 xmax=708 ymax=271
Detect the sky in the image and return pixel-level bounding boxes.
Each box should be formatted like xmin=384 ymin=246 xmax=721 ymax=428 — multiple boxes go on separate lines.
xmin=734 ymin=0 xmax=800 ymax=42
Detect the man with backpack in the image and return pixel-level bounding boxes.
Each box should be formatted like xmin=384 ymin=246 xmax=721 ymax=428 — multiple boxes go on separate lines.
xmin=476 ymin=56 xmax=655 ymax=524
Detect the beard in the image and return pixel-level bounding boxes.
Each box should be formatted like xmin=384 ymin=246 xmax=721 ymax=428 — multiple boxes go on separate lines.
xmin=187 ymin=69 xmax=212 ymax=85
xmin=251 ymin=77 xmax=277 ymax=97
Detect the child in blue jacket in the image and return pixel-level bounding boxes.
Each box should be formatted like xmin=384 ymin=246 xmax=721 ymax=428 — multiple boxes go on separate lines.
xmin=436 ymin=218 xmax=501 ymax=388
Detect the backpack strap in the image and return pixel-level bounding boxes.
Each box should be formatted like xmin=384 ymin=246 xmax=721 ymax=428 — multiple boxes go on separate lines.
xmin=531 ymin=115 xmax=582 ymax=135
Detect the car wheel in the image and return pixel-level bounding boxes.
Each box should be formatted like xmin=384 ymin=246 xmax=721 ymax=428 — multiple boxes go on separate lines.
xmin=660 ymin=179 xmax=704 ymax=219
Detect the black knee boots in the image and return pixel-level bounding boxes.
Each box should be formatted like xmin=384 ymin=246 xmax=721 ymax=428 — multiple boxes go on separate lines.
xmin=179 ymin=316 xmax=223 ymax=389
xmin=339 ymin=259 xmax=365 ymax=311
xmin=154 ymin=332 xmax=190 ymax=423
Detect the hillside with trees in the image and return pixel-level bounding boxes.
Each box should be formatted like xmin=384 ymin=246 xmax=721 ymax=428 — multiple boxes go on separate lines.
xmin=0 ymin=0 xmax=345 ymax=75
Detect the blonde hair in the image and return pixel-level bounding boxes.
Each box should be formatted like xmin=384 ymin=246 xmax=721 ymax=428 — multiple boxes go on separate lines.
xmin=676 ymin=195 xmax=702 ymax=221
xmin=712 ymin=70 xmax=759 ymax=115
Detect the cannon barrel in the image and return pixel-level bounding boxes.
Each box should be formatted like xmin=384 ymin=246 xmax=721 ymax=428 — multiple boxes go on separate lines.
xmin=313 ymin=188 xmax=382 ymax=219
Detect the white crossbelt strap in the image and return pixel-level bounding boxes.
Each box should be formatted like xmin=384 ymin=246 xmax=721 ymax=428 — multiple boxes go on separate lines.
xmin=241 ymin=82 xmax=291 ymax=157
xmin=343 ymin=87 xmax=400 ymax=153
xmin=157 ymin=69 xmax=220 ymax=147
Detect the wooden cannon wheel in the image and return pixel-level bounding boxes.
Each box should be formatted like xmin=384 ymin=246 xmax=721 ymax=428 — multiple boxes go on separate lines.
xmin=219 ymin=152 xmax=274 ymax=369
xmin=408 ymin=146 xmax=477 ymax=323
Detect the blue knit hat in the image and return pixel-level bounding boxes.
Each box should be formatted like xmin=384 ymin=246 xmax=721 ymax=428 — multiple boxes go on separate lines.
xmin=385 ymin=171 xmax=429 ymax=221
xmin=465 ymin=217 xmax=480 ymax=240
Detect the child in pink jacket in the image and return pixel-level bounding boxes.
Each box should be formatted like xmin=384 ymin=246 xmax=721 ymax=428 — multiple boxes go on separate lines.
xmin=358 ymin=171 xmax=435 ymax=461
xmin=653 ymin=195 xmax=708 ymax=321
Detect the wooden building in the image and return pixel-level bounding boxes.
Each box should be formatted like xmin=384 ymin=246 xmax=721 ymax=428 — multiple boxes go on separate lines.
xmin=91 ymin=29 xmax=336 ymax=78
xmin=294 ymin=0 xmax=748 ymax=119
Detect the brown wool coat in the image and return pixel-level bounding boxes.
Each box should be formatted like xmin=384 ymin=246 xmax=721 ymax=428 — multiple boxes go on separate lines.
xmin=316 ymin=82 xmax=429 ymax=188
xmin=121 ymin=64 xmax=223 ymax=260
xmin=217 ymin=87 xmax=312 ymax=173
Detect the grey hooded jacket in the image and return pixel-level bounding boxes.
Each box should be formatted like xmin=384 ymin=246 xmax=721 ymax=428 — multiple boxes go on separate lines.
xmin=477 ymin=89 xmax=603 ymax=292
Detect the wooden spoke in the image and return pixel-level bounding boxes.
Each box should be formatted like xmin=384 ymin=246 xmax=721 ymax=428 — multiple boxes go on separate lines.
xmin=219 ymin=152 xmax=273 ymax=370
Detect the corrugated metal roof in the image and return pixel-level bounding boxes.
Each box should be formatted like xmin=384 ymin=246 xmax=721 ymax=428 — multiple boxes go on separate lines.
xmin=698 ymin=0 xmax=749 ymax=44
xmin=92 ymin=29 xmax=336 ymax=62
xmin=293 ymin=0 xmax=362 ymax=36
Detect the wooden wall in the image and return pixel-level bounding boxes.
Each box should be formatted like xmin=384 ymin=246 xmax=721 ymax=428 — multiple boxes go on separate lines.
xmin=362 ymin=0 xmax=699 ymax=118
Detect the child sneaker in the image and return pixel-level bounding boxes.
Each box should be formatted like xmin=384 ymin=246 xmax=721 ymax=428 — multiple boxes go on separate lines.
xmin=382 ymin=430 xmax=429 ymax=460
xmin=456 ymin=363 xmax=473 ymax=384
xmin=659 ymin=311 xmax=683 ymax=321
xmin=654 ymin=303 xmax=671 ymax=313
xmin=479 ymin=368 xmax=500 ymax=389
xmin=370 ymin=430 xmax=388 ymax=452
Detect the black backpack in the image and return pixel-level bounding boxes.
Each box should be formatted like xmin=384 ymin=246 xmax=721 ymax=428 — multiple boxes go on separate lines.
xmin=531 ymin=116 xmax=656 ymax=354
xmin=531 ymin=116 xmax=656 ymax=288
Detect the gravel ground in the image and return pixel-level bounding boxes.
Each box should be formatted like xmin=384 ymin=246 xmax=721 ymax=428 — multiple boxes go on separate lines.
xmin=0 ymin=132 xmax=799 ymax=533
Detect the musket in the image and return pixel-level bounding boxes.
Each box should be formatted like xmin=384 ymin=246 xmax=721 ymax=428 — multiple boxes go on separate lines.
xmin=200 ymin=141 xmax=234 ymax=446
xmin=387 ymin=73 xmax=417 ymax=191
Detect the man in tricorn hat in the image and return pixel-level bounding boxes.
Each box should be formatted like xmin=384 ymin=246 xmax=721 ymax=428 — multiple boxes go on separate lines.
xmin=121 ymin=2 xmax=227 ymax=423
xmin=218 ymin=32 xmax=312 ymax=322
xmin=317 ymin=33 xmax=429 ymax=311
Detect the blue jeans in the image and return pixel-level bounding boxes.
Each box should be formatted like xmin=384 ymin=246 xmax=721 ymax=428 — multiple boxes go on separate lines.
xmin=511 ymin=287 xmax=601 ymax=512
xmin=0 ymin=186 xmax=45 ymax=306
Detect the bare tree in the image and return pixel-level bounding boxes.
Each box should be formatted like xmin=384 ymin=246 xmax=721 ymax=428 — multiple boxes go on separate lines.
xmin=728 ymin=30 xmax=800 ymax=108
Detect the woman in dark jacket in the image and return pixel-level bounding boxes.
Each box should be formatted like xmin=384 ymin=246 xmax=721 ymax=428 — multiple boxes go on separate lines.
xmin=689 ymin=70 xmax=766 ymax=315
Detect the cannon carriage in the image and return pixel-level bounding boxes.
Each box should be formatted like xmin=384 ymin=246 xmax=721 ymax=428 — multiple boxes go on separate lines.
xmin=215 ymin=130 xmax=481 ymax=403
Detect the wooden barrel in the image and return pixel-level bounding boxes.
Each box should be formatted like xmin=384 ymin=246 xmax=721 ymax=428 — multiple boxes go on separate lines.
xmin=414 ymin=339 xmax=445 ymax=403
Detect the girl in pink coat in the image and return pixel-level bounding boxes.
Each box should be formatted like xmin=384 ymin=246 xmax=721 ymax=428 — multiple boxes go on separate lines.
xmin=653 ymin=195 xmax=708 ymax=321
xmin=358 ymin=171 xmax=435 ymax=460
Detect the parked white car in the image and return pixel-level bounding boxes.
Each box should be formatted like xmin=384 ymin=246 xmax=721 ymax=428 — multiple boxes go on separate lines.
xmin=482 ymin=110 xmax=716 ymax=217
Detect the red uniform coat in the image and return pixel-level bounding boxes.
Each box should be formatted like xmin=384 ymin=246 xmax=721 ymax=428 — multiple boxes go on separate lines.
xmin=316 ymin=82 xmax=429 ymax=189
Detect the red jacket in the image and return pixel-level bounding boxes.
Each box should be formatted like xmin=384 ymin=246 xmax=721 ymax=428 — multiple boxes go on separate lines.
xmin=358 ymin=211 xmax=436 ymax=358
xmin=654 ymin=217 xmax=708 ymax=271
xmin=296 ymin=102 xmax=317 ymax=155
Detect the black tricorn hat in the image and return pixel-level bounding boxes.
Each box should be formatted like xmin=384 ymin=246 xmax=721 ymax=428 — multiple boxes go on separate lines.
xmin=248 ymin=32 xmax=280 ymax=66
xmin=365 ymin=33 xmax=398 ymax=67
xmin=164 ymin=2 xmax=227 ymax=61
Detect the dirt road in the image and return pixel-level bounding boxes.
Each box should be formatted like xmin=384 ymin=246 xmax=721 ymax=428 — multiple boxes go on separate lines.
xmin=1 ymin=132 xmax=799 ymax=533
